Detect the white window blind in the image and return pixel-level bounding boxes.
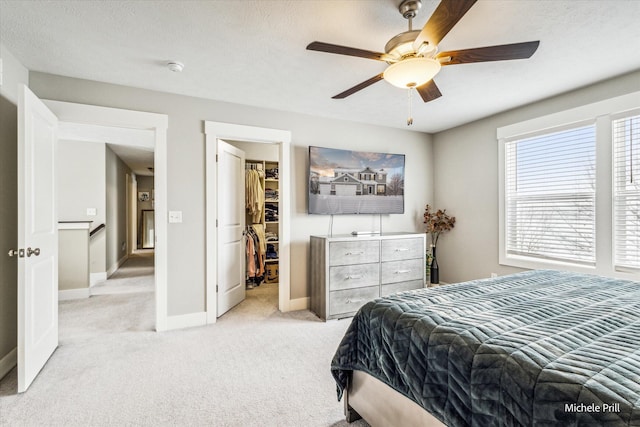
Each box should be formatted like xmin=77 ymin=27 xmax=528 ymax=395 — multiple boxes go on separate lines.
xmin=613 ymin=114 xmax=640 ymax=270
xmin=505 ymin=124 xmax=596 ymax=265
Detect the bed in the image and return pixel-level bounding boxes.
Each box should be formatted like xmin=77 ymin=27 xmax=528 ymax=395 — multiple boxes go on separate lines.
xmin=331 ymin=270 xmax=640 ymax=426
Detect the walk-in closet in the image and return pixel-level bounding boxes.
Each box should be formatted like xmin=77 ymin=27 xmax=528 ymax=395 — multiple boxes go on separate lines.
xmin=230 ymin=141 xmax=280 ymax=308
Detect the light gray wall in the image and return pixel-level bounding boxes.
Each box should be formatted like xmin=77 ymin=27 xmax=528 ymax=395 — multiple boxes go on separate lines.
xmin=432 ymin=69 xmax=640 ymax=284
xmin=0 ymin=95 xmax=18 ymax=371
xmin=0 ymin=43 xmax=28 ymax=375
xmin=30 ymin=72 xmax=433 ymax=314
xmin=0 ymin=43 xmax=29 ymax=104
xmin=58 ymin=229 xmax=90 ymax=290
xmin=57 ymin=140 xmax=106 ymax=273
xmin=105 ymin=146 xmax=131 ymax=273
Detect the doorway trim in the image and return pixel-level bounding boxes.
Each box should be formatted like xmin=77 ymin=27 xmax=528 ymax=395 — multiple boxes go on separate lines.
xmin=43 ymin=100 xmax=170 ymax=331
xmin=205 ymin=121 xmax=291 ymax=323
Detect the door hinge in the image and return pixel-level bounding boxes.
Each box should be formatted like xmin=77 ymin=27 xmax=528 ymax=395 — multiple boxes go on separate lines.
xmin=216 ymin=285 xmax=219 ymax=293
xmin=216 ymin=154 xmax=218 ymax=162
xmin=216 ymin=219 xmax=218 ymax=227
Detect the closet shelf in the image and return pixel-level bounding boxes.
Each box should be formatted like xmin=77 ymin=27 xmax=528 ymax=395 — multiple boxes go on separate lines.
xmin=265 ymin=258 xmax=279 ymax=262
xmin=265 ymin=199 xmax=279 ymax=203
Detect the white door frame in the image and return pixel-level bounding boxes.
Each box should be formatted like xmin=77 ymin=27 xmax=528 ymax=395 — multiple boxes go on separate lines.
xmin=205 ymin=121 xmax=292 ymax=323
xmin=43 ymin=100 xmax=170 ymax=331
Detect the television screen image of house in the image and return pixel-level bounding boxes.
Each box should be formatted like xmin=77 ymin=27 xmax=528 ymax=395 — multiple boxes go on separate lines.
xmin=308 ymin=146 xmax=405 ymax=215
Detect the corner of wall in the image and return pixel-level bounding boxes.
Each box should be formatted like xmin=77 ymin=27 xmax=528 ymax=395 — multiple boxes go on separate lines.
xmin=0 ymin=43 xmax=29 ymax=104
xmin=0 ymin=347 xmax=17 ymax=380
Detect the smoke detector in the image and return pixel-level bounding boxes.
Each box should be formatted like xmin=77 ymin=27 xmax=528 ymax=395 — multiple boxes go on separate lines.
xmin=167 ymin=61 xmax=184 ymax=72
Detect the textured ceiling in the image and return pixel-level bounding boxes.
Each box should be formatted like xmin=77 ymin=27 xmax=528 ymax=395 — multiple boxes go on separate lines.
xmin=1 ymin=0 xmax=640 ymax=133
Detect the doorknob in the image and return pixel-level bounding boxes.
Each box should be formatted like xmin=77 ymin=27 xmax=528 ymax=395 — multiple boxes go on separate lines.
xmin=8 ymin=249 xmax=25 ymax=258
xmin=26 ymin=247 xmax=40 ymax=257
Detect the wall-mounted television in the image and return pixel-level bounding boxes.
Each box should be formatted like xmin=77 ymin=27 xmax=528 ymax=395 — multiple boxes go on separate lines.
xmin=308 ymin=146 xmax=405 ymax=215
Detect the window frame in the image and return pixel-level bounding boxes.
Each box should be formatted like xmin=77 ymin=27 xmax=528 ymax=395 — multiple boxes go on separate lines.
xmin=612 ymin=111 xmax=640 ymax=272
xmin=498 ymin=91 xmax=640 ymax=280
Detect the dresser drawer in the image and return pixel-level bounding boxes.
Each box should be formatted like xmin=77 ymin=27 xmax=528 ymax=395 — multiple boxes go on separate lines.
xmin=329 ymin=264 xmax=379 ymax=291
xmin=329 ymin=286 xmax=379 ymax=316
xmin=381 ymin=258 xmax=424 ymax=284
xmin=329 ymin=240 xmax=379 ymax=266
xmin=381 ymin=280 xmax=424 ymax=297
xmin=381 ymin=238 xmax=424 ymax=262
xmin=311 ymin=234 xmax=426 ymax=321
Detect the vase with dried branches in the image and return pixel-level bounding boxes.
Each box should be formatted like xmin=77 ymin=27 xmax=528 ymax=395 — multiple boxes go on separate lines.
xmin=423 ymin=204 xmax=456 ymax=285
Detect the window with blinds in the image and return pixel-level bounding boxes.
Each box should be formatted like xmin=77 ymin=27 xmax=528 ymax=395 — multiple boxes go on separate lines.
xmin=505 ymin=124 xmax=596 ymax=265
xmin=613 ymin=114 xmax=640 ymax=270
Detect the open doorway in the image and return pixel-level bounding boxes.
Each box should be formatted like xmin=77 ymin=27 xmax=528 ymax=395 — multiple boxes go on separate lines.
xmin=8 ymin=90 xmax=168 ymax=393
xmin=204 ymin=121 xmax=292 ymax=323
xmin=96 ymin=144 xmax=155 ymax=296
xmin=229 ymin=140 xmax=280 ymax=314
xmin=45 ymin=99 xmax=170 ymax=331
xmin=56 ymin=129 xmax=156 ymax=291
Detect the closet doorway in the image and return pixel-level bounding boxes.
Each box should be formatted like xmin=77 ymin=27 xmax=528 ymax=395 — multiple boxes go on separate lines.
xmin=231 ymin=140 xmax=280 ymax=314
xmin=205 ymin=122 xmax=291 ymax=323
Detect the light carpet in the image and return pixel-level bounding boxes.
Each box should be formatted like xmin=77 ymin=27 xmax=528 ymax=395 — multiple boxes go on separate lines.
xmin=0 ymin=257 xmax=369 ymax=427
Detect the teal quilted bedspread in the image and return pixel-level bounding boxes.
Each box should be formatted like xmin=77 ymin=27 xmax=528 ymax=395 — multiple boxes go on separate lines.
xmin=331 ymin=270 xmax=640 ymax=426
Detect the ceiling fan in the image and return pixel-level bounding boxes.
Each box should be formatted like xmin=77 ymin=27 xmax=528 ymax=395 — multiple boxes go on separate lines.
xmin=307 ymin=0 xmax=539 ymax=123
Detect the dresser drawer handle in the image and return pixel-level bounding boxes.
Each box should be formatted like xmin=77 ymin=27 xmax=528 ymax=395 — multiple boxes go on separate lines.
xmin=345 ymin=251 xmax=365 ymax=256
xmin=395 ymin=269 xmax=412 ymax=274
xmin=346 ymin=298 xmax=365 ymax=304
xmin=394 ymin=248 xmax=409 ymax=252
xmin=346 ymin=275 xmax=363 ymax=280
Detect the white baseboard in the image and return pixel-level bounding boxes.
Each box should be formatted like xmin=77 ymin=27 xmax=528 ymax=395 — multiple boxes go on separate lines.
xmin=59 ymin=288 xmax=90 ymax=301
xmin=107 ymin=254 xmax=129 ymax=278
xmin=0 ymin=347 xmax=17 ymax=380
xmin=288 ymin=297 xmax=310 ymax=311
xmin=90 ymin=272 xmax=107 ymax=287
xmin=161 ymin=311 xmax=207 ymax=331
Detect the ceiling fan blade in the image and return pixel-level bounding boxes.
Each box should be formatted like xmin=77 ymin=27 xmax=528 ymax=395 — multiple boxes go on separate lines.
xmin=412 ymin=0 xmax=477 ymax=52
xmin=437 ymin=41 xmax=540 ymax=65
xmin=416 ymin=80 xmax=442 ymax=103
xmin=332 ymin=74 xmax=385 ymax=99
xmin=307 ymin=41 xmax=394 ymax=62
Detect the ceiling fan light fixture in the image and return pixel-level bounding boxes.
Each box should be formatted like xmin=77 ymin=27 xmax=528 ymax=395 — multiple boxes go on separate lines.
xmin=383 ymin=57 xmax=441 ymax=89
xmin=385 ymin=30 xmax=421 ymax=59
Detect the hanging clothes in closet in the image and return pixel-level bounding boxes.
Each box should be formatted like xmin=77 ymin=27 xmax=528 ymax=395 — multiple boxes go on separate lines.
xmin=245 ymin=168 xmax=264 ymax=224
xmin=246 ymin=224 xmax=266 ymax=287
xmin=245 ymin=163 xmax=266 ymax=288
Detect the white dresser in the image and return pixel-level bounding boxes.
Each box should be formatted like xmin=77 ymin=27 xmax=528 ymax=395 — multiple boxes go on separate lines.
xmin=310 ymin=233 xmax=426 ymax=320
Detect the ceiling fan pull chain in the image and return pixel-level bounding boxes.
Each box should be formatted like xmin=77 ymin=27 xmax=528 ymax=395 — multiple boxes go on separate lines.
xmin=407 ymin=88 xmax=414 ymax=126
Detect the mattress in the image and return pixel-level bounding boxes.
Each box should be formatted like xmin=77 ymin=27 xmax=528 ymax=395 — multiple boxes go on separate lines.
xmin=331 ymin=270 xmax=640 ymax=426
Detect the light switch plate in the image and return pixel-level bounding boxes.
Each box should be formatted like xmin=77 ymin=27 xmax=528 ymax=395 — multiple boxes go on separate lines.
xmin=168 ymin=211 xmax=183 ymax=223
xmin=86 ymin=208 xmax=97 ymax=216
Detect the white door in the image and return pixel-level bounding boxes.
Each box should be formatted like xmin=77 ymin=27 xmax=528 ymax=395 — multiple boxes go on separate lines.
xmin=217 ymin=140 xmax=246 ymax=317
xmin=17 ymin=85 xmax=59 ymax=392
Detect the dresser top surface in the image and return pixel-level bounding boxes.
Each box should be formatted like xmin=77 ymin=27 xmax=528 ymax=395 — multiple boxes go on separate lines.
xmin=311 ymin=232 xmax=425 ymax=241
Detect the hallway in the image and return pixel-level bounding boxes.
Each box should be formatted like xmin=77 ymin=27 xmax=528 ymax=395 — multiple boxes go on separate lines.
xmin=59 ymin=252 xmax=156 ymax=341
xmin=91 ymin=252 xmax=154 ymax=296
